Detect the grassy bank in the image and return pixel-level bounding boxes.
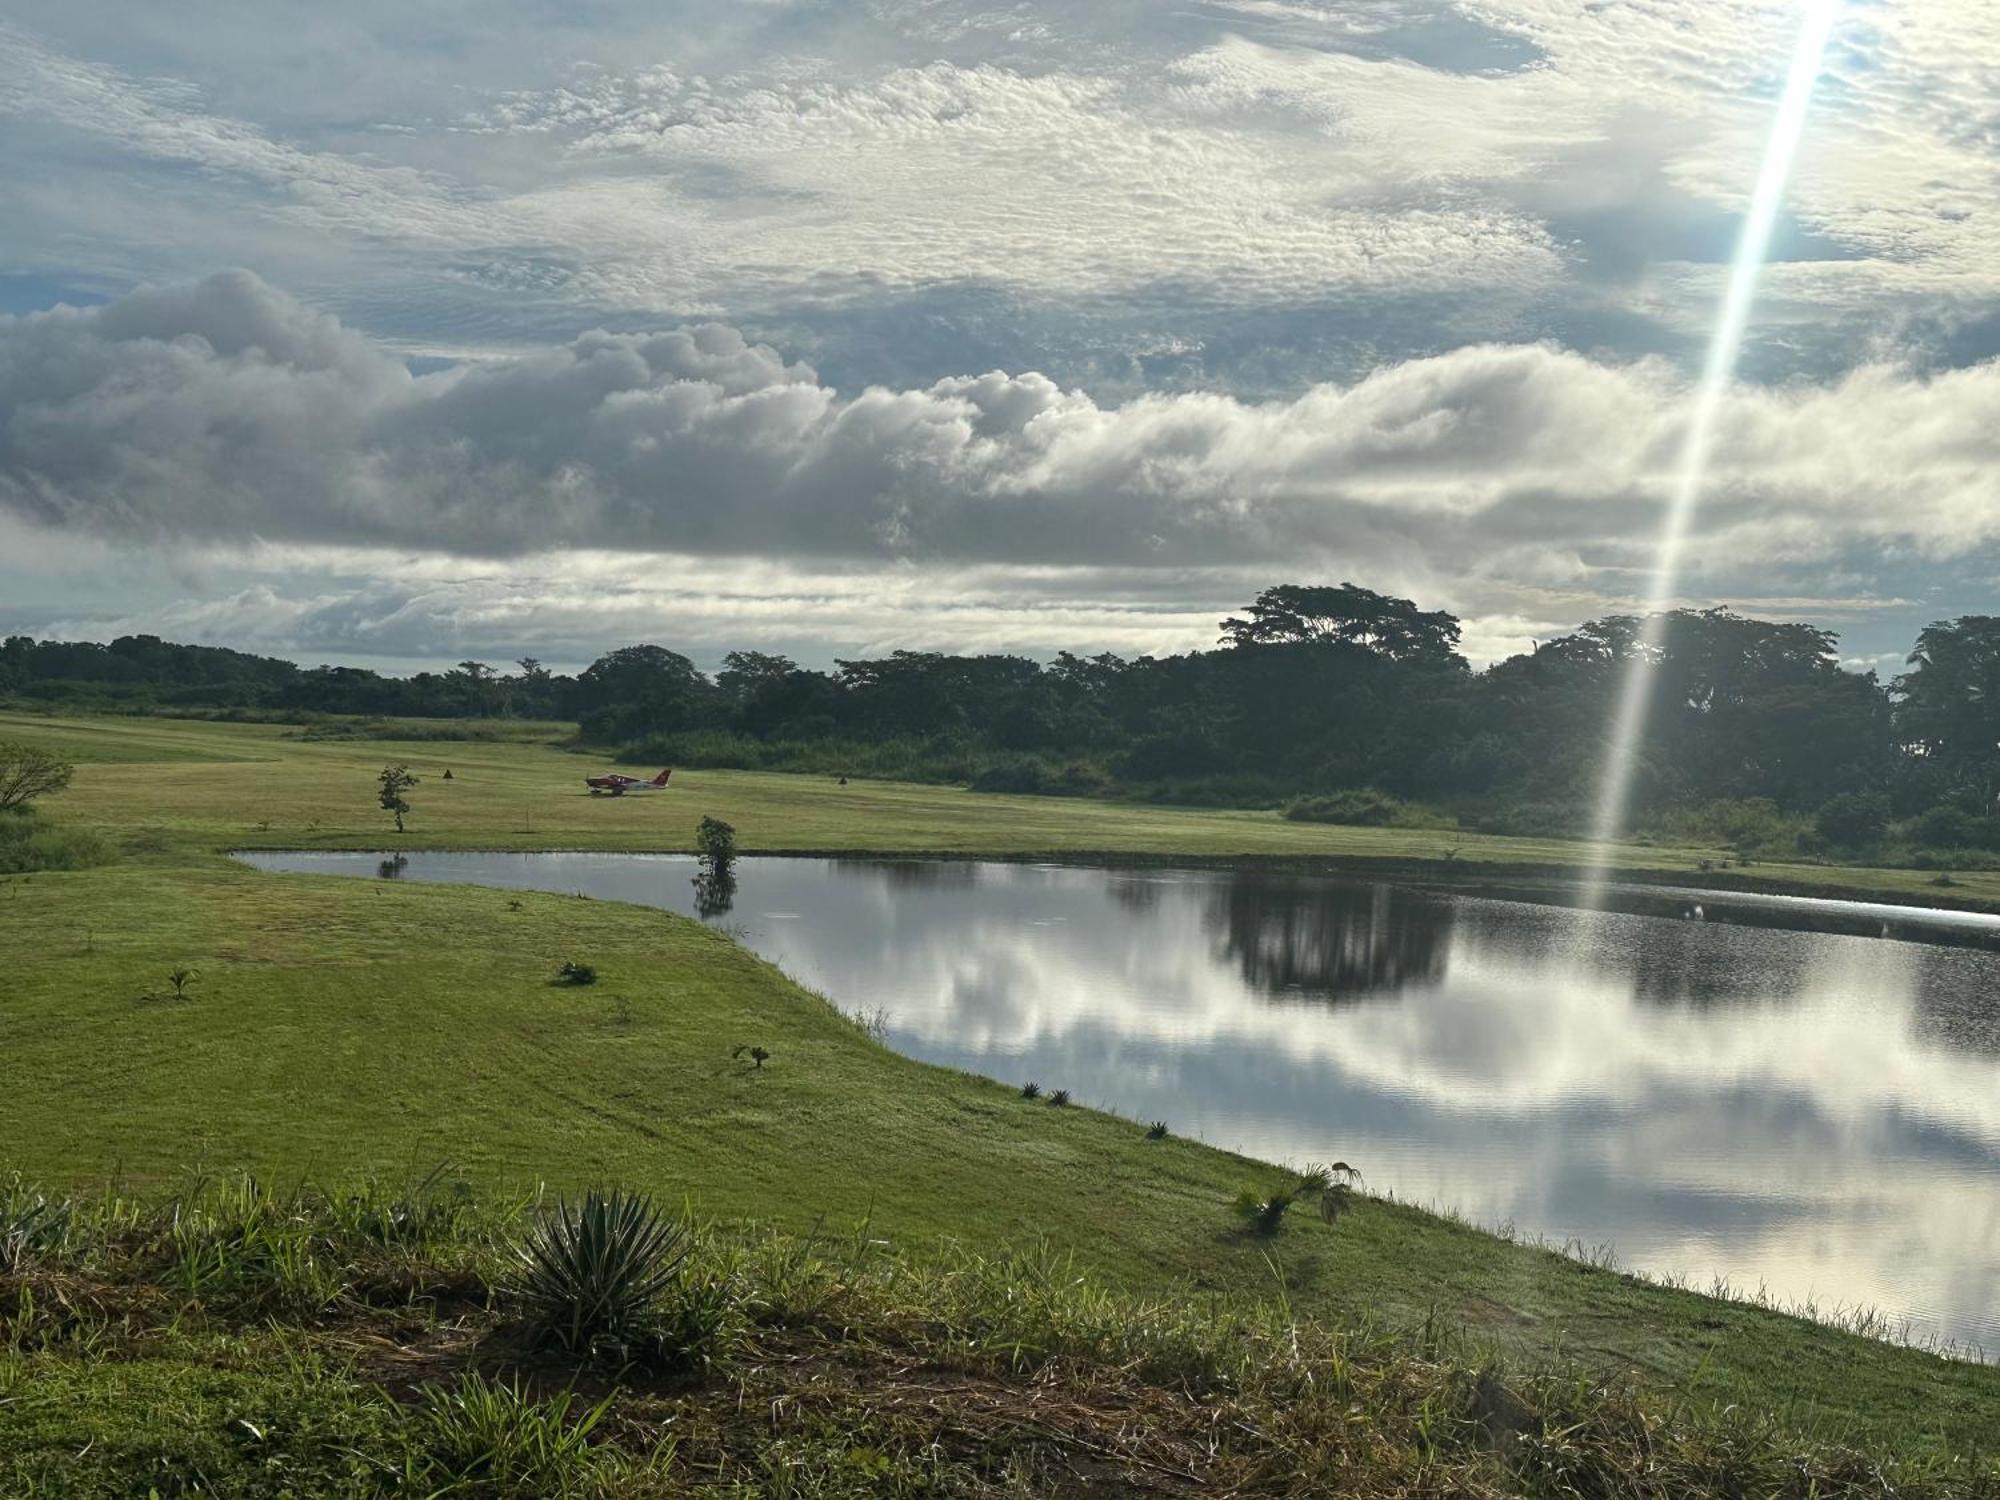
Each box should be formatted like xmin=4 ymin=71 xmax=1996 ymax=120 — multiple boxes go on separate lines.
xmin=4 ymin=856 xmax=1998 ymax=1467
xmin=12 ymin=709 xmax=2000 ymax=911
xmin=4 ymin=708 xmax=2000 ymax=1484
xmin=7 ymin=1177 xmax=1993 ymax=1497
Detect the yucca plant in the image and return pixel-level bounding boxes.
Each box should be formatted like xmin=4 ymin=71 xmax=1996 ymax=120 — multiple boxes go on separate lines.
xmin=1020 ymin=1082 xmax=1041 ymax=1100
xmin=514 ymin=1189 xmax=690 ymax=1358
xmin=1145 ymin=1121 xmax=1168 ymax=1140
xmin=1047 ymin=1088 xmax=1071 ymax=1108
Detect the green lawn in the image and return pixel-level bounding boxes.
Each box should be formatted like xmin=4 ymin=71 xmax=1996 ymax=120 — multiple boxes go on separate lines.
xmin=4 ymin=710 xmax=1999 ymax=1466
xmin=13 ymin=708 xmax=2000 ymax=911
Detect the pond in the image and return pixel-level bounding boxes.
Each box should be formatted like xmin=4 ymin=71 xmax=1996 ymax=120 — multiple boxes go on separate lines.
xmin=234 ymin=850 xmax=2000 ymax=1355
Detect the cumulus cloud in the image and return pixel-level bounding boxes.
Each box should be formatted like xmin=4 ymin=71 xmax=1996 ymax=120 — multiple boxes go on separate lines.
xmin=6 ymin=272 xmax=2000 ymax=595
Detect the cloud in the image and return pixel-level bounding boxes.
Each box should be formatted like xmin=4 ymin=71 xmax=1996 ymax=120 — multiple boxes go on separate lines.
xmin=13 ymin=2 xmax=2000 ymax=400
xmin=8 ymin=271 xmax=2000 ymax=600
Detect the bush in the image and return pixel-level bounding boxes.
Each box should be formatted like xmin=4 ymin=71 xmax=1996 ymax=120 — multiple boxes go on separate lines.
xmin=0 ymin=740 xmax=74 ymax=812
xmin=553 ymin=960 xmax=597 ymax=986
xmin=1815 ymin=791 xmax=1892 ymax=851
xmin=969 ymin=758 xmax=1113 ymax=798
xmin=1282 ymin=788 xmax=1454 ymax=829
xmin=1466 ymin=801 xmax=1585 ymax=838
xmin=0 ymin=808 xmax=114 ymax=873
xmin=1656 ymin=798 xmax=1809 ymax=856
xmin=1904 ymin=804 xmax=2000 ymax=852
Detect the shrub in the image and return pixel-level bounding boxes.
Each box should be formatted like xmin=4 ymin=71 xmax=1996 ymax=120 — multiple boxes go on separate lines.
xmin=969 ymin=759 xmax=1113 ymax=798
xmin=1047 ymin=1089 xmax=1071 ymax=1108
xmin=1469 ymin=801 xmax=1584 ymax=839
xmin=1904 ymin=804 xmax=2000 ymax=852
xmin=554 ymin=961 xmax=598 ymax=986
xmin=0 ymin=808 xmax=113 ymax=874
xmin=1283 ymin=788 xmax=1455 ymax=829
xmin=513 ymin=1189 xmax=692 ymax=1361
xmin=1656 ymin=798 xmax=1809 ymax=857
xmin=1020 ymin=1082 xmax=1041 ymax=1100
xmin=0 ymin=741 xmax=74 ymax=812
xmin=1145 ymin=1122 xmax=1168 ymax=1141
xmin=1815 ymin=791 xmax=1892 ymax=851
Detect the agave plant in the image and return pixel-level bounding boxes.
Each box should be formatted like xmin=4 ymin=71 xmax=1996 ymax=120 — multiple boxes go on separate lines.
xmin=1019 ymin=1082 xmax=1042 ymax=1100
xmin=513 ymin=1189 xmax=690 ymax=1357
xmin=1145 ymin=1121 xmax=1169 ymax=1141
xmin=1047 ymin=1088 xmax=1071 ymax=1108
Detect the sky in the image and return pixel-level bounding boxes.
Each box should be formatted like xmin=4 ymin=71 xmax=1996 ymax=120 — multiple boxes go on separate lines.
xmin=3 ymin=0 xmax=1999 ymax=677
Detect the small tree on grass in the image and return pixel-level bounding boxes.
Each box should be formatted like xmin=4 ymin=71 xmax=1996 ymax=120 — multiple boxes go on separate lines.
xmin=378 ymin=764 xmax=419 ymax=833
xmin=692 ymin=815 xmax=738 ymax=917
xmin=0 ymin=742 xmax=74 ymax=813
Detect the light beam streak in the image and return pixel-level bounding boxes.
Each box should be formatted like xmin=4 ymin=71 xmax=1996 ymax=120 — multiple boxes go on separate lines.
xmin=1583 ymin=0 xmax=1842 ymax=897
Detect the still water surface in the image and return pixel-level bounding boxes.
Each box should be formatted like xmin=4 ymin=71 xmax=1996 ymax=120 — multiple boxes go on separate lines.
xmin=236 ymin=850 xmax=2000 ymax=1354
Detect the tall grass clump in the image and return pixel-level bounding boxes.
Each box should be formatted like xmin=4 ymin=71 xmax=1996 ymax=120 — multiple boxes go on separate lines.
xmin=394 ymin=1374 xmax=616 ymax=1496
xmin=0 ymin=808 xmax=113 ymax=873
xmin=0 ymin=1186 xmax=71 ymax=1273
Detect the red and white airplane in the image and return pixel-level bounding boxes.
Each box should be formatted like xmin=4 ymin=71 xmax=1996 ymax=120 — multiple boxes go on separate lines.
xmin=584 ymin=767 xmax=673 ymax=796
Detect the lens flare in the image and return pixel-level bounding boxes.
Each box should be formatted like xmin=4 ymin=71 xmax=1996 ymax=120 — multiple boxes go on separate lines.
xmin=1583 ymin=0 xmax=1842 ymax=896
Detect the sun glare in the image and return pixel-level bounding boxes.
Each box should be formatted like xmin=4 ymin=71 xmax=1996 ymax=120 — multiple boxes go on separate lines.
xmin=1583 ymin=0 xmax=1844 ymax=893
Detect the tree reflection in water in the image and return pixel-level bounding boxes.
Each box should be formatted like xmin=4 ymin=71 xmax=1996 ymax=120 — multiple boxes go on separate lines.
xmin=1207 ymin=876 xmax=1453 ymax=1002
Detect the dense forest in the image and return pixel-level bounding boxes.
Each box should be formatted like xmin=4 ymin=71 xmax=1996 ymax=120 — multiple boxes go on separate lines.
xmin=10 ymin=584 xmax=2000 ymax=856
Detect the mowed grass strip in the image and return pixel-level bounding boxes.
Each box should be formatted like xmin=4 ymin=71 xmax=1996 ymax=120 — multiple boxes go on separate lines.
xmin=4 ymin=857 xmax=1998 ymax=1457
xmin=13 ymin=709 xmax=2000 ymax=910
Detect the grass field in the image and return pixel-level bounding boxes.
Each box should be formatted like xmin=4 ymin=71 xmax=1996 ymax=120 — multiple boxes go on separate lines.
xmin=12 ymin=708 xmax=2000 ymax=910
xmin=4 ymin=710 xmax=2000 ymax=1489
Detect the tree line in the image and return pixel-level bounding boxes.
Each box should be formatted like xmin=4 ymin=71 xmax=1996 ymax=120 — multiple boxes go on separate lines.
xmin=9 ymin=585 xmax=2000 ymax=847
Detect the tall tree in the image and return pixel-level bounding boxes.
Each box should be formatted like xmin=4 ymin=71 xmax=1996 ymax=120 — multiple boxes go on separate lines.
xmin=1894 ymin=617 xmax=2000 ymax=805
xmin=1220 ymin=584 xmax=1465 ymax=668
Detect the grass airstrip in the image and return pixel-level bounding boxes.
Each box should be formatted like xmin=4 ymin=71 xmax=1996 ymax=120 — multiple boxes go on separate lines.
xmin=4 ymin=709 xmax=1999 ymax=1493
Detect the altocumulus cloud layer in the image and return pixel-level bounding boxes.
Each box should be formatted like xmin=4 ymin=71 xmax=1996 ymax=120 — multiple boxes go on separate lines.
xmin=6 ymin=0 xmax=2000 ymax=666
xmin=6 ymin=271 xmax=2000 ymax=581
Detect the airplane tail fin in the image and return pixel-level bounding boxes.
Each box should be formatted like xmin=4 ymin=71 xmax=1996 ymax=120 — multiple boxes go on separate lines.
xmin=653 ymin=767 xmax=673 ymax=786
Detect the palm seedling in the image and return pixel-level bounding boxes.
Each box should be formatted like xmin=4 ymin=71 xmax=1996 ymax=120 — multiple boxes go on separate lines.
xmin=731 ymin=1045 xmax=770 ymax=1069
xmin=1234 ymin=1184 xmax=1302 ymax=1238
xmin=1235 ymin=1161 xmax=1362 ymax=1237
xmin=165 ymin=966 xmax=199 ymax=1001
xmin=513 ymin=1189 xmax=690 ymax=1358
